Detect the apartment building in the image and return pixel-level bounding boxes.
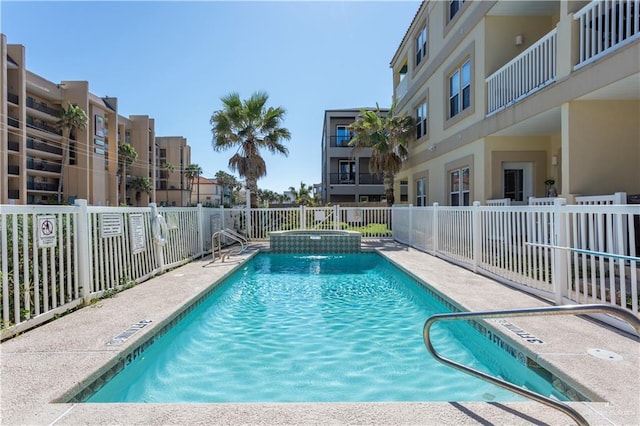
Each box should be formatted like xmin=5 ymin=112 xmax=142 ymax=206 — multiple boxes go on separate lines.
xmin=391 ymin=0 xmax=639 ymax=206
xmin=1 ymin=33 xmax=191 ymax=206
xmin=156 ymin=136 xmax=191 ymax=207
xmin=320 ymin=108 xmax=388 ymax=205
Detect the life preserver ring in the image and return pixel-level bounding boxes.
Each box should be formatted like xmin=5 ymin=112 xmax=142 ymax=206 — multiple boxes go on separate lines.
xmin=152 ymin=214 xmax=168 ymax=246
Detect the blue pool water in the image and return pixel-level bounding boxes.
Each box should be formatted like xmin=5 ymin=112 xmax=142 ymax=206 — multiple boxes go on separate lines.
xmin=87 ymin=253 xmax=567 ymax=403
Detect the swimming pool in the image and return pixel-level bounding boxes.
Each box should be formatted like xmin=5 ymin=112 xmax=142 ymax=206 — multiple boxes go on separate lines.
xmin=85 ymin=252 xmax=570 ymax=403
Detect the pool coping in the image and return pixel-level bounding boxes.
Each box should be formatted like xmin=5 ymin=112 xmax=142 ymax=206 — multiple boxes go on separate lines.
xmin=1 ymin=241 xmax=638 ymax=425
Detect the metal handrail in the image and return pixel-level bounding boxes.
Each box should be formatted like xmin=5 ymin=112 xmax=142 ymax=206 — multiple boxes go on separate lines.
xmin=210 ymin=229 xmax=247 ymax=263
xmin=223 ymin=228 xmax=249 ymax=248
xmin=423 ymin=304 xmax=640 ymax=426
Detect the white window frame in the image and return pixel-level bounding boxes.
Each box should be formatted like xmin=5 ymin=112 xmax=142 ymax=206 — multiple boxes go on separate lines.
xmin=416 ymin=178 xmax=428 ymax=206
xmin=416 ymin=101 xmax=427 ymax=139
xmin=448 ymin=59 xmax=471 ymax=119
xmin=450 ymin=167 xmax=470 ymax=206
xmin=415 ymin=24 xmax=427 ymax=66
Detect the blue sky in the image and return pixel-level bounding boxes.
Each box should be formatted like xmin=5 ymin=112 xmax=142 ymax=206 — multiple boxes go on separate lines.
xmin=1 ymin=1 xmax=420 ymax=193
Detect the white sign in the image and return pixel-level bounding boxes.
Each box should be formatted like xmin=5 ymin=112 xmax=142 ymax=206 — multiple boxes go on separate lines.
xmin=37 ymin=215 xmax=57 ymax=248
xmin=129 ymin=214 xmax=146 ymax=254
xmin=100 ymin=214 xmax=123 ymax=238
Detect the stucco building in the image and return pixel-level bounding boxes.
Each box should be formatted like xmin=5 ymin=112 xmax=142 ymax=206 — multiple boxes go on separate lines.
xmin=390 ymin=0 xmax=639 ymax=206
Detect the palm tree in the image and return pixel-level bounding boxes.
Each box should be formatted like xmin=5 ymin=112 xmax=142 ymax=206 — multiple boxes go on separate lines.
xmin=118 ymin=143 xmax=138 ymax=206
xmin=215 ymin=170 xmax=239 ymax=207
xmin=55 ymin=104 xmax=88 ymax=203
xmin=288 ymin=181 xmax=317 ymax=206
xmin=184 ymin=163 xmax=202 ymax=205
xmin=210 ymin=91 xmax=291 ymax=208
xmin=129 ymin=176 xmax=152 ymax=207
xmin=161 ymin=161 xmax=175 ymax=206
xmin=348 ymin=101 xmax=415 ymax=206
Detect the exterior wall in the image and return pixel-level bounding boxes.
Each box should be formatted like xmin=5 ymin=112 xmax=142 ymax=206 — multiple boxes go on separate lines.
xmin=156 ymin=136 xmax=191 ymax=207
xmin=189 ymin=177 xmax=224 ymax=206
xmin=391 ymin=1 xmax=640 ymax=206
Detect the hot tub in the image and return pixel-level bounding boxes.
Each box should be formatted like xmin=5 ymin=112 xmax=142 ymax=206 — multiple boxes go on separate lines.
xmin=269 ymin=230 xmax=361 ymax=253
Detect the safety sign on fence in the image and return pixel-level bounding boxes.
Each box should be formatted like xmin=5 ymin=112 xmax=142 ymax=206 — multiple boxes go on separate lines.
xmin=37 ymin=215 xmax=57 ymax=248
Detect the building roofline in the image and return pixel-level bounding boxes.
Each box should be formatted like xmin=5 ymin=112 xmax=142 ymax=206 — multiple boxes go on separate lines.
xmin=390 ymin=0 xmax=427 ymax=67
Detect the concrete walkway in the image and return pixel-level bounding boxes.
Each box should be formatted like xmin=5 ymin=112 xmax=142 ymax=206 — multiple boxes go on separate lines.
xmin=1 ymin=242 xmax=638 ymax=425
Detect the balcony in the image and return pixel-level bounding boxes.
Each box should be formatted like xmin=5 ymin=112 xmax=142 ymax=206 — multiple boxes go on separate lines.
xmin=8 ymin=190 xmax=19 ymax=200
xmin=27 ymin=182 xmax=58 ymax=192
xmin=329 ymin=136 xmax=353 ymax=148
xmin=574 ymin=0 xmax=640 ymax=69
xmin=27 ymin=138 xmax=63 ymax=156
xmin=26 ymin=116 xmax=62 ymax=135
xmin=26 ymin=97 xmax=60 ymax=117
xmin=8 ymin=141 xmax=20 ymax=152
xmin=26 ymin=159 xmax=62 ymax=173
xmin=8 ymin=117 xmax=19 ymax=128
xmin=358 ymin=173 xmax=384 ymax=185
xmin=329 ymin=173 xmax=355 ymax=185
xmin=486 ymin=28 xmax=557 ymax=115
xmin=8 ymin=92 xmax=19 ymax=105
xmin=7 ymin=165 xmax=20 ymax=175
xmin=395 ymin=76 xmax=408 ymax=102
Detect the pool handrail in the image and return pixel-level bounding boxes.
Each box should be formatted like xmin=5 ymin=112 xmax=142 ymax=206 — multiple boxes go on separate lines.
xmin=211 ymin=229 xmax=248 ymax=262
xmin=423 ymin=304 xmax=640 ymax=426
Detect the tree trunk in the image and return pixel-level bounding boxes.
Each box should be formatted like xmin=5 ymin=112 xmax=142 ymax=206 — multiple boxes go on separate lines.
xmin=384 ymin=173 xmax=395 ymax=206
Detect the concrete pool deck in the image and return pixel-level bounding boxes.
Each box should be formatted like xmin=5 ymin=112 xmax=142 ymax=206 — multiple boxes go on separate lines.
xmin=1 ymin=241 xmax=638 ymax=425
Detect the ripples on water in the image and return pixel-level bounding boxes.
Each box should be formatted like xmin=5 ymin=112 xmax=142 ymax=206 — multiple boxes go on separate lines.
xmin=88 ymin=253 xmax=566 ymax=403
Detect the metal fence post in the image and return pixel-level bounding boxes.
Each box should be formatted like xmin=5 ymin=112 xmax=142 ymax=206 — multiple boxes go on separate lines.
xmin=432 ymin=202 xmax=439 ymax=255
xmin=472 ymin=201 xmax=481 ymax=273
xmin=74 ymin=199 xmax=91 ymax=303
xmin=553 ymin=198 xmax=568 ymax=305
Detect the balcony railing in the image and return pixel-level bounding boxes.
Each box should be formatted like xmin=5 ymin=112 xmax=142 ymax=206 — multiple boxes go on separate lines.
xmin=8 ymin=141 xmax=20 ymax=152
xmin=27 ymin=117 xmax=62 ymax=135
xmin=26 ymin=97 xmax=60 ymax=117
xmin=486 ymin=29 xmax=557 ymax=115
xmin=329 ymin=136 xmax=354 ymax=147
xmin=329 ymin=173 xmax=355 ymax=185
xmin=27 ymin=138 xmax=63 ymax=155
xmin=8 ymin=117 xmax=19 ymax=128
xmin=27 ymin=182 xmax=58 ymax=192
xmin=8 ymin=92 xmax=19 ymax=105
xmin=575 ymin=0 xmax=640 ymax=69
xmin=7 ymin=165 xmax=20 ymax=175
xmin=395 ymin=76 xmax=408 ymax=102
xmin=358 ymin=173 xmax=384 ymax=185
xmin=26 ymin=159 xmax=62 ymax=173
xmin=8 ymin=190 xmax=19 ymax=199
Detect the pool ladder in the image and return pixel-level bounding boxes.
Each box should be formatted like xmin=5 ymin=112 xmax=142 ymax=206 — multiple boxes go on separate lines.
xmin=211 ymin=228 xmax=248 ymax=262
xmin=423 ymin=304 xmax=640 ymax=426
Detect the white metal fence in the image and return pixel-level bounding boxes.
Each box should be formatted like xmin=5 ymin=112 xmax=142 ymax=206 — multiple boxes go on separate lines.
xmin=394 ymin=201 xmax=639 ymax=334
xmin=0 ymin=202 xmax=392 ymax=339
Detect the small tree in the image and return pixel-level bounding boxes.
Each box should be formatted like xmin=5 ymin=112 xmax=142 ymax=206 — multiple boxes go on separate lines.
xmin=118 ymin=143 xmax=138 ymax=205
xmin=161 ymin=161 xmax=175 ymax=206
xmin=55 ymin=104 xmax=88 ymax=203
xmin=184 ymin=163 xmax=202 ymax=205
xmin=129 ymin=176 xmax=152 ymax=206
xmin=349 ymin=102 xmax=414 ymax=206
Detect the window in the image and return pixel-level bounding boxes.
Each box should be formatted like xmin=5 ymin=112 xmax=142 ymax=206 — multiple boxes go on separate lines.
xmin=400 ymin=180 xmax=408 ymax=202
xmin=336 ymin=125 xmax=352 ymax=147
xmin=449 ymin=0 xmax=466 ymax=21
xmin=449 ymin=60 xmax=471 ymax=118
xmin=339 ymin=160 xmax=356 ymax=183
xmin=415 ymin=25 xmax=427 ymax=66
xmin=450 ymin=167 xmax=470 ymax=206
xmin=416 ymin=178 xmax=428 ymax=206
xmin=416 ymin=101 xmax=427 ymax=139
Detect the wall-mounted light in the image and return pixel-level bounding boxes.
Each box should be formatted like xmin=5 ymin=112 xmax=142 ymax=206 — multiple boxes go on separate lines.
xmin=515 ymin=34 xmax=524 ymax=46
xmin=551 ymin=155 xmax=558 ymax=166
